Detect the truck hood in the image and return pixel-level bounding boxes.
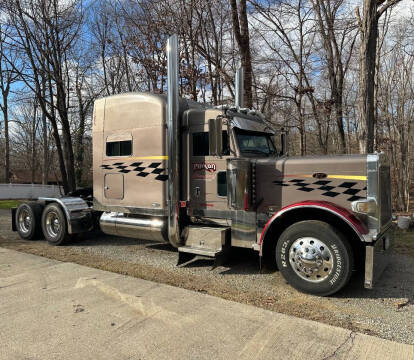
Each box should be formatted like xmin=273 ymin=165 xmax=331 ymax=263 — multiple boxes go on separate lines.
xmin=254 ymin=154 xmax=368 ymax=214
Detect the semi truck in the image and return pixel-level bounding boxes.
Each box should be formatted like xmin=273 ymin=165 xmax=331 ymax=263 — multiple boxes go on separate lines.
xmin=11 ymin=35 xmax=393 ymax=296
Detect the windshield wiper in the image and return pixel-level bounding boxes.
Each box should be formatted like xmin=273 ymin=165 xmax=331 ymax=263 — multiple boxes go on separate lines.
xmin=242 ymin=149 xmax=269 ymax=155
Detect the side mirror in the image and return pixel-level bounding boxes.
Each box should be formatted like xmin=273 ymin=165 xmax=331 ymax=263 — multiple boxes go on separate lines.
xmin=280 ymin=128 xmax=288 ymax=156
xmin=209 ymin=117 xmax=223 ymax=156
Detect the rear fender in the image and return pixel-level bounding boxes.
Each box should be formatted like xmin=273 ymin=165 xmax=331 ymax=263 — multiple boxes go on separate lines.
xmin=39 ymin=197 xmax=92 ymax=234
xmin=259 ymin=200 xmax=369 ymax=256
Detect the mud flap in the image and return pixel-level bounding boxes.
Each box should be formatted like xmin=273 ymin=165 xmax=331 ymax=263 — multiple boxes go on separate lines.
xmin=11 ymin=208 xmax=17 ymax=232
xmin=211 ymin=247 xmax=230 ymax=270
xmin=177 ymin=252 xmax=196 ymax=266
xmin=364 ymin=229 xmax=393 ymax=289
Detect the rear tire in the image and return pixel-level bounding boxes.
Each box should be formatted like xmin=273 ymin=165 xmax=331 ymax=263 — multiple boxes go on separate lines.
xmin=15 ymin=202 xmax=43 ymax=240
xmin=41 ymin=203 xmax=70 ymax=245
xmin=275 ymin=220 xmax=353 ymax=296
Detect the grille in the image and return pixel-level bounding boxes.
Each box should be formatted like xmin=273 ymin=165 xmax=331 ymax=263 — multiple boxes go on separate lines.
xmin=379 ymin=165 xmax=392 ymax=227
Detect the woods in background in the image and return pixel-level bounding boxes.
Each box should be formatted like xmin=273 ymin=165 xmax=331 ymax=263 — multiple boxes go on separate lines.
xmin=0 ymin=0 xmax=412 ymax=211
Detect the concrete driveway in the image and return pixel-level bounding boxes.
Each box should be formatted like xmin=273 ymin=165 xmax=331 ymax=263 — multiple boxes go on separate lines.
xmin=0 ymin=247 xmax=413 ymax=360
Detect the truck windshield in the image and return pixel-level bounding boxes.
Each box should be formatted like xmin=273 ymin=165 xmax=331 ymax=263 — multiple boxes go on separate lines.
xmin=234 ymin=128 xmax=276 ymax=156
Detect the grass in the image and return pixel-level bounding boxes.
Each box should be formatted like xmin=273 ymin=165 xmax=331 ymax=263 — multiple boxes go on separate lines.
xmin=393 ymin=228 xmax=414 ymax=257
xmin=0 ymin=200 xmax=21 ymax=209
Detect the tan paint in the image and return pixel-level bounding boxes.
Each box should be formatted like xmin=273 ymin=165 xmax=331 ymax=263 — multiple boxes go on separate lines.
xmin=185 ymin=109 xmax=230 ymax=212
xmin=93 ymin=93 xmax=216 ymax=214
xmin=93 ymin=93 xmax=169 ymax=212
xmin=93 ymin=92 xmax=368 ymax=230
xmin=255 ymin=155 xmax=368 ymax=214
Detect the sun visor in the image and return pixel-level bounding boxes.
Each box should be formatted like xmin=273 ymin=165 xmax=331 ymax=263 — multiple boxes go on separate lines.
xmin=230 ymin=115 xmax=275 ymax=134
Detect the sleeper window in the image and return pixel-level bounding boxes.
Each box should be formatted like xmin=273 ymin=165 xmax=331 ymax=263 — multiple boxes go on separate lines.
xmin=106 ymin=140 xmax=132 ymax=156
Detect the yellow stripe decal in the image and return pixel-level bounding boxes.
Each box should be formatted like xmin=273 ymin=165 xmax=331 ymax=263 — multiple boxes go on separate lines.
xmin=128 ymin=156 xmax=168 ymax=160
xmin=327 ymin=175 xmax=367 ymax=181
xmin=289 ymin=174 xmax=367 ymax=181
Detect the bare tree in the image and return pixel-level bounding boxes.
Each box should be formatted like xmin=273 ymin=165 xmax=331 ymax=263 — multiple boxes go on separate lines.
xmin=376 ymin=21 xmax=414 ymax=211
xmin=4 ymin=0 xmax=84 ymax=192
xmin=311 ymin=0 xmax=357 ymax=153
xmin=195 ymin=0 xmax=236 ymax=104
xmin=356 ymin=0 xmax=402 ymax=153
xmin=0 ymin=24 xmax=20 ymax=183
xmin=250 ymin=0 xmax=322 ymax=155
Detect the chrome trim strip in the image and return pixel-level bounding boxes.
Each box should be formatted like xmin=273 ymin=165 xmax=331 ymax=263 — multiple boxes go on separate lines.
xmin=93 ymin=200 xmax=167 ymax=216
xmin=261 ymin=204 xmax=367 ymax=245
xmin=167 ymin=34 xmax=182 ymax=248
xmin=191 ymin=209 xmax=232 ymax=219
xmin=366 ymin=154 xmax=379 ymax=233
xmin=366 ymin=152 xmax=392 ymax=237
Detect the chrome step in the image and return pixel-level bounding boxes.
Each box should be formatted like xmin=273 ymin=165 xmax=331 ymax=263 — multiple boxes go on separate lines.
xmin=184 ymin=225 xmax=229 ymax=251
xmin=178 ymin=246 xmax=221 ymax=258
xmin=177 ymin=226 xmax=230 ymax=265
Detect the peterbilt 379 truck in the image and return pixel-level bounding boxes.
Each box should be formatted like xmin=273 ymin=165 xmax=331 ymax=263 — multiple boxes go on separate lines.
xmin=12 ymin=35 xmax=393 ymax=296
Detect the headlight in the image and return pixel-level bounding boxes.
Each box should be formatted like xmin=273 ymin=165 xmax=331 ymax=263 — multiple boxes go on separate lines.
xmin=351 ymin=199 xmax=377 ymax=216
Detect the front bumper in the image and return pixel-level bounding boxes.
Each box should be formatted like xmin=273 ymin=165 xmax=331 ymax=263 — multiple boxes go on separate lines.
xmin=364 ymin=226 xmax=393 ymax=289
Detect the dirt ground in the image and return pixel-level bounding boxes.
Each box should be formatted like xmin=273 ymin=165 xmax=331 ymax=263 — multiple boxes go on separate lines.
xmin=1 ymin=209 xmax=413 ymax=345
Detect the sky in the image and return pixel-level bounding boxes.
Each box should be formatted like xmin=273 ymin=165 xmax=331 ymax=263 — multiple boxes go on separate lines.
xmin=1 ymin=0 xmax=414 ymax=133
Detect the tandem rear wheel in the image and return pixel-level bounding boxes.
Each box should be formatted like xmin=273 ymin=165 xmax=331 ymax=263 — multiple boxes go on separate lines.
xmin=275 ymin=220 xmax=354 ymax=296
xmin=41 ymin=203 xmax=71 ymax=245
xmin=15 ymin=202 xmax=43 ymax=240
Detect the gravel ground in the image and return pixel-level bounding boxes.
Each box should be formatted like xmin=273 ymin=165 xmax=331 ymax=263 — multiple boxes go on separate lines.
xmin=1 ymin=208 xmax=413 ymax=344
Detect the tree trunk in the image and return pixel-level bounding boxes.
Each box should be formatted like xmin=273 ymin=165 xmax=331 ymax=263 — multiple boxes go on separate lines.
xmin=31 ymin=101 xmax=37 ymax=183
xmin=75 ymin=86 xmax=86 ymax=186
xmin=357 ymin=0 xmax=402 ymax=154
xmin=4 ymin=102 xmax=10 ymax=183
xmin=229 ymin=0 xmax=253 ymax=108
xmin=56 ymin=81 xmax=76 ymax=192
xmin=47 ymin=77 xmax=70 ymax=193
xmin=335 ymin=90 xmax=346 ymax=153
xmin=358 ymin=5 xmax=378 ymax=154
xmin=41 ymin=80 xmax=48 ymax=185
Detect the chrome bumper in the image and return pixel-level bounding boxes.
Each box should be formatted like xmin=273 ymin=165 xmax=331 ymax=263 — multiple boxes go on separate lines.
xmin=364 ymin=227 xmax=393 ymax=289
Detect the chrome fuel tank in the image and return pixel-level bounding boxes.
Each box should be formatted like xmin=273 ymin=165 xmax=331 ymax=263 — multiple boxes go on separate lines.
xmin=100 ymin=212 xmax=168 ymax=242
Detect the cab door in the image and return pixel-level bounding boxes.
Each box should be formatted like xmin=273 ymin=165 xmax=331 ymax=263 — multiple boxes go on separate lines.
xmin=188 ymin=123 xmax=231 ymax=213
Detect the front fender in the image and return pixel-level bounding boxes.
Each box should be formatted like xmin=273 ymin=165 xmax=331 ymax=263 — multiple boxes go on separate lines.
xmin=259 ymin=200 xmax=369 ymax=253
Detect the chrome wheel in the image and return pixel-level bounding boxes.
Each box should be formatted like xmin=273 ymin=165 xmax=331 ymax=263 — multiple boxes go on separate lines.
xmin=45 ymin=211 xmax=61 ymax=238
xmin=289 ymin=237 xmax=334 ymax=283
xmin=18 ymin=209 xmax=32 ymax=234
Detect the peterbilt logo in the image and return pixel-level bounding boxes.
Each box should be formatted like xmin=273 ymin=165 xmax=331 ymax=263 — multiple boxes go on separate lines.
xmin=193 ymin=163 xmax=216 ymax=172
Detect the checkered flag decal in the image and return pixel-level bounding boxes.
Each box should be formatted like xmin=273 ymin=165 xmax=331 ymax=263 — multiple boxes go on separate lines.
xmin=100 ymin=161 xmax=168 ymax=182
xmin=273 ymin=179 xmax=366 ymax=202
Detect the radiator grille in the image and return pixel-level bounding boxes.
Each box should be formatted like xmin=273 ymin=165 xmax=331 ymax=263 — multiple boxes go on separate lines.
xmin=380 ymin=165 xmax=392 ymax=227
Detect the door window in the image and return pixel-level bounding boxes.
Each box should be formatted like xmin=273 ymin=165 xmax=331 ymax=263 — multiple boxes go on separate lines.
xmin=193 ymin=132 xmax=210 ymax=156
xmin=217 ymin=171 xmax=227 ymax=197
xmin=192 ymin=131 xmax=230 ymax=156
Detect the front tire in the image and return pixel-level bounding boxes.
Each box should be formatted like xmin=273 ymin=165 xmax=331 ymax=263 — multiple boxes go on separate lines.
xmin=275 ymin=220 xmax=353 ymax=296
xmin=41 ymin=203 xmax=70 ymax=245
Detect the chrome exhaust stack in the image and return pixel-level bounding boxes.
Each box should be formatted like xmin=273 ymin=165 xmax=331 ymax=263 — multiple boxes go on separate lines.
xmin=167 ymin=34 xmax=182 ymax=248
xmin=235 ymin=66 xmax=244 ymax=108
